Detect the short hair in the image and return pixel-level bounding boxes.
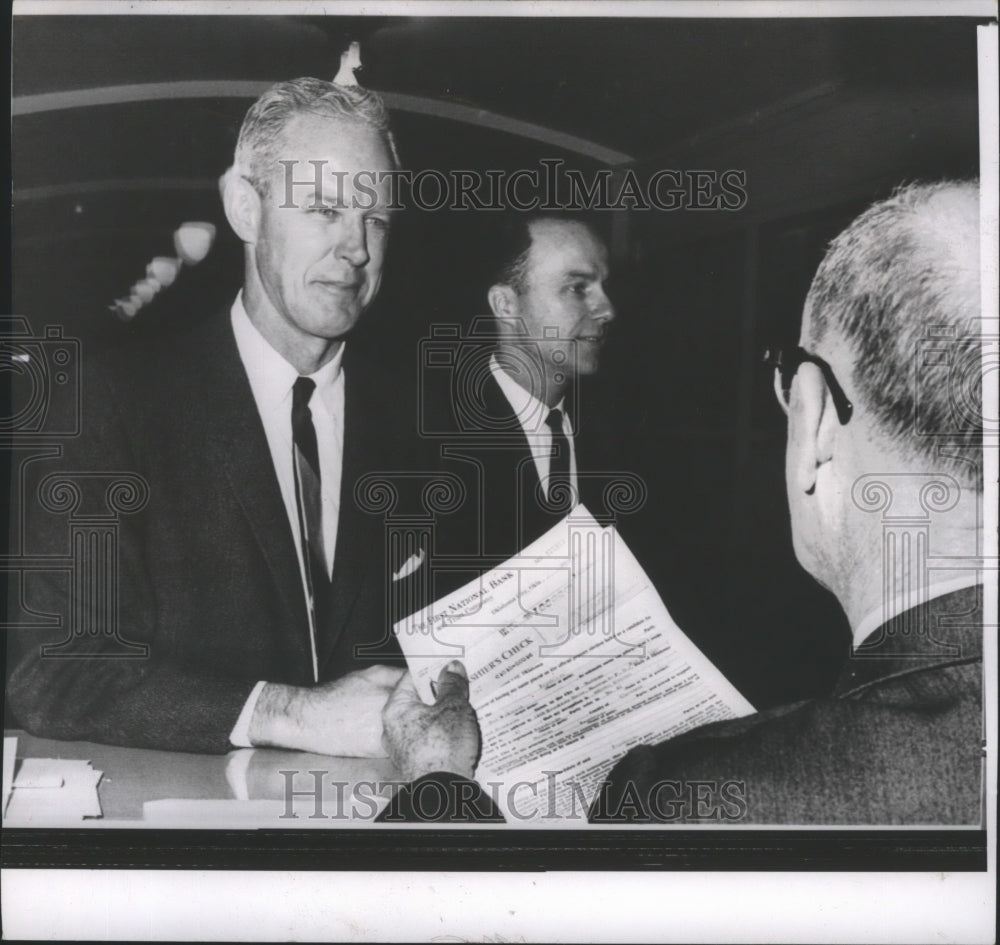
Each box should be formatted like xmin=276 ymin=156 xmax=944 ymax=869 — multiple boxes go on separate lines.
xmin=805 ymin=180 xmax=981 ymax=488
xmin=233 ymin=77 xmax=400 ymax=194
xmin=487 ymin=211 xmax=605 ymax=295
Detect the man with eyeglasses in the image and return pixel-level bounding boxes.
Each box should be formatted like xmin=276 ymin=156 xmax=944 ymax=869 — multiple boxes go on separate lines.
xmin=378 ymin=180 xmax=986 ymax=825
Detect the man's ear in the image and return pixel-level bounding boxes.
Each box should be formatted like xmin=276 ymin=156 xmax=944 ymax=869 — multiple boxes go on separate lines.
xmin=790 ymin=363 xmax=838 ymax=496
xmin=487 ymin=283 xmax=519 ymax=324
xmin=221 ymin=168 xmax=262 ymax=245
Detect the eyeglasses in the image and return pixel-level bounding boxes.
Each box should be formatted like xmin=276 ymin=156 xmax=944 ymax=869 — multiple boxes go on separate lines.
xmin=763 ymin=346 xmax=854 ymax=425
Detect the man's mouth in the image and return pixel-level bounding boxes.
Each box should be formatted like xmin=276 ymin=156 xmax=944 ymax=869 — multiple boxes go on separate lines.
xmin=316 ymin=279 xmax=363 ymax=294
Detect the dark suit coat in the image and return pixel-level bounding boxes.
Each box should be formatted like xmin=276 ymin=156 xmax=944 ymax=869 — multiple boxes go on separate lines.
xmin=428 ymin=369 xmax=618 ymax=598
xmin=592 ymin=585 xmax=984 ymax=825
xmin=7 ymin=311 xmax=414 ymax=753
xmin=381 ymin=586 xmax=983 ymax=826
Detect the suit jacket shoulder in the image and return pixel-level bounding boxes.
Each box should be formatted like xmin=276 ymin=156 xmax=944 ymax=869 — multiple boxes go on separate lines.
xmin=593 ymin=587 xmax=984 ymax=825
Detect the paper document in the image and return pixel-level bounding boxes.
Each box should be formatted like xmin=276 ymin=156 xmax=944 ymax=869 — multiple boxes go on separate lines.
xmin=395 ymin=507 xmax=754 ymax=823
xmin=4 ymin=758 xmax=103 ymax=825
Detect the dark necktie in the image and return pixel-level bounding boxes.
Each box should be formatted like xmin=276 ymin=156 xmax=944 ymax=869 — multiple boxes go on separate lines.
xmin=545 ymin=407 xmax=574 ymax=513
xmin=292 ymin=376 xmax=327 ymax=676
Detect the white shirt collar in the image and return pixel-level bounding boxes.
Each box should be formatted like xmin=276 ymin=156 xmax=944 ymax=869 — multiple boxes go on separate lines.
xmin=852 ymin=572 xmax=982 ymax=649
xmin=489 ymin=353 xmax=568 ymax=433
xmin=231 ymin=291 xmax=344 ymax=413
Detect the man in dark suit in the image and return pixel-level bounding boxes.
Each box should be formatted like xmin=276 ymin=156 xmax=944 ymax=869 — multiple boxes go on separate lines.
xmin=427 ymin=213 xmax=619 ymax=597
xmin=7 ymin=77 xmax=418 ymax=755
xmin=380 ymin=180 xmax=986 ymax=825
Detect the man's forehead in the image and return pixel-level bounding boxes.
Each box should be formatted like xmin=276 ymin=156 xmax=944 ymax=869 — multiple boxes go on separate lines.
xmin=527 ymin=220 xmax=608 ymax=271
xmin=280 ymin=113 xmax=390 ymax=164
xmin=262 ymin=113 xmax=395 ymax=205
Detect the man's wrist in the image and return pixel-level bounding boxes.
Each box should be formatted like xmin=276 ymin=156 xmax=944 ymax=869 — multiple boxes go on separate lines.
xmin=247 ymin=681 xmax=304 ymax=749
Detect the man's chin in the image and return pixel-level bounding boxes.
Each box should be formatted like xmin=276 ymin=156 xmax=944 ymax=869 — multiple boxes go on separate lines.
xmin=303 ymin=304 xmax=364 ymax=340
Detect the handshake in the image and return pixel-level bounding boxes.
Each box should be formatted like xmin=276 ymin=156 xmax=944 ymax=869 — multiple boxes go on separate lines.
xmin=247 ymin=662 xmax=479 ymax=784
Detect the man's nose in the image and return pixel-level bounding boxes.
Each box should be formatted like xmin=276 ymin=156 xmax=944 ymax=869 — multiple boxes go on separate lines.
xmin=592 ymin=288 xmax=616 ymax=323
xmin=335 ymin=215 xmax=370 ymax=268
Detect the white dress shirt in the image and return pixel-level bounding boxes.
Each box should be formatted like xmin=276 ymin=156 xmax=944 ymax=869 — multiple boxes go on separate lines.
xmin=228 ymin=293 xmax=346 ymax=746
xmin=489 ymin=354 xmax=578 ymax=500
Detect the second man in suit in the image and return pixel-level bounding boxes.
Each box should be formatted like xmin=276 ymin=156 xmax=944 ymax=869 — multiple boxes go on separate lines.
xmin=427 ymin=213 xmax=618 ymax=597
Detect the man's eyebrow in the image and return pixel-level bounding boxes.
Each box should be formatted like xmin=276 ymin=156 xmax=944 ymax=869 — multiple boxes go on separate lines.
xmin=563 ymin=268 xmax=600 ymax=280
xmin=300 ymin=186 xmax=349 ymax=208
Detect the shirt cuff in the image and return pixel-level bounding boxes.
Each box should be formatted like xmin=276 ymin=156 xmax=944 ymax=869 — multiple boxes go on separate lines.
xmin=229 ymin=680 xmax=267 ymax=748
xmin=224 ymin=748 xmax=257 ymax=801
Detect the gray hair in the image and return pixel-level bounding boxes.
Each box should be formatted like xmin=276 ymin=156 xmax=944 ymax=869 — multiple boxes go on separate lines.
xmin=233 ymin=77 xmax=400 ymax=193
xmin=805 ymin=180 xmax=981 ymax=488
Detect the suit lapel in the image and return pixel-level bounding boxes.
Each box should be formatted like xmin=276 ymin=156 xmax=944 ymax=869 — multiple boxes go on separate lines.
xmin=482 ymin=370 xmax=541 ymax=483
xmin=315 ymin=354 xmax=380 ymax=674
xmin=572 ymin=384 xmax=615 ymax=521
xmin=190 ymin=313 xmax=315 ymax=674
xmin=575 ymin=427 xmax=610 ymax=521
xmin=482 ymin=374 xmax=604 ymax=525
xmin=480 ymin=373 xmax=555 ymax=551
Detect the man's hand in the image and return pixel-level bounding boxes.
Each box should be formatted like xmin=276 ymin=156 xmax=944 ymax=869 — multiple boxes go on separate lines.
xmin=248 ymin=665 xmax=404 ymax=757
xmin=381 ymin=662 xmax=480 ymax=781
